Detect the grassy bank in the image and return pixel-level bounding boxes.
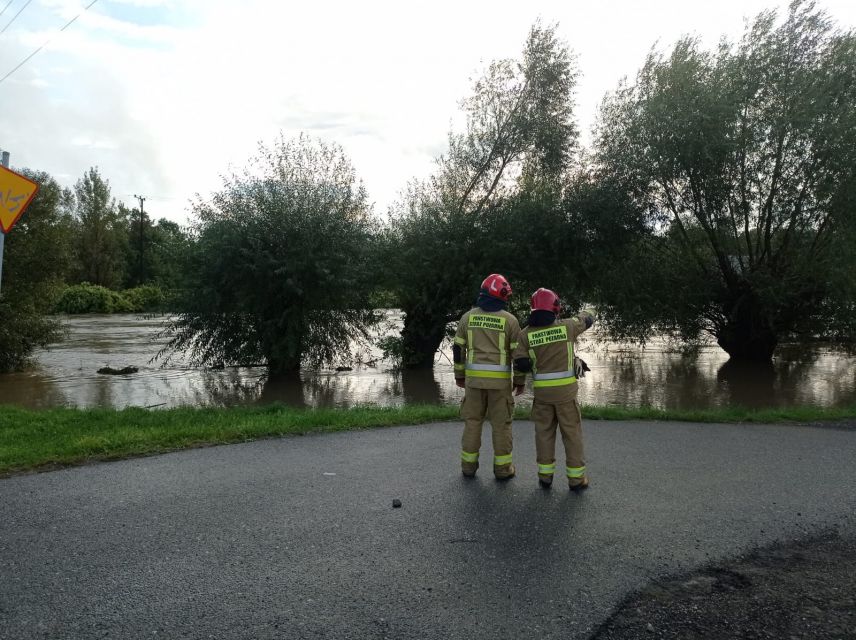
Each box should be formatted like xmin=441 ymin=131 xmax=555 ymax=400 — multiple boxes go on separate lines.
xmin=0 ymin=405 xmax=459 ymax=476
xmin=1 ymin=404 xmax=854 ymax=476
xmin=579 ymin=404 xmax=856 ymax=424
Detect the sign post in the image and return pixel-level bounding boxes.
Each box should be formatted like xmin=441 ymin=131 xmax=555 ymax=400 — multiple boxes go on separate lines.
xmin=0 ymin=150 xmax=8 ymax=296
xmin=0 ymin=150 xmax=40 ymax=295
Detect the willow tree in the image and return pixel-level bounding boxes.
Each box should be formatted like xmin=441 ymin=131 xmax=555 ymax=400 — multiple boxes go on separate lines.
xmin=387 ymin=21 xmax=578 ymax=367
xmin=162 ymin=135 xmax=380 ymax=374
xmin=595 ymin=1 xmax=856 ymax=360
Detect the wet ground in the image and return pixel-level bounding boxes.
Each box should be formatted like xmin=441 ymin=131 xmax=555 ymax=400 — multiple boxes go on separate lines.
xmin=2 ymin=418 xmax=855 ymax=639
xmin=1 ymin=314 xmax=854 ymax=409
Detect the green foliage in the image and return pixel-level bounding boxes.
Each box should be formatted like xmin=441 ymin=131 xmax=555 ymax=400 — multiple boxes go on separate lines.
xmin=123 ymin=212 xmax=193 ymax=290
xmin=0 ymin=170 xmax=72 ymax=371
xmin=594 ymin=1 xmax=856 ymax=360
xmin=376 ymin=335 xmax=408 ymax=369
xmin=54 ymin=283 xmax=134 ymax=314
xmin=0 ymin=404 xmax=463 ymax=475
xmin=0 ymin=300 xmax=64 ymax=372
xmin=387 ymin=22 xmax=579 ymax=367
xmin=122 ymin=285 xmax=168 ymax=312
xmin=367 ymin=288 xmax=400 ymax=309
xmin=579 ymin=404 xmax=856 ymax=424
xmin=162 ymin=134 xmax=381 ymax=374
xmin=72 ymin=167 xmax=128 ymax=288
xmin=53 ymin=283 xmax=170 ymax=314
xmin=147 ymin=219 xmax=193 ymax=290
xmin=2 ymin=170 xmax=75 ymax=301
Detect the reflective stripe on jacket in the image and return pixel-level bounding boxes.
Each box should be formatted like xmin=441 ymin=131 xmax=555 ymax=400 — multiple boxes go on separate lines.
xmin=514 ymin=311 xmax=594 ymax=400
xmin=527 ymin=323 xmax=577 ymax=388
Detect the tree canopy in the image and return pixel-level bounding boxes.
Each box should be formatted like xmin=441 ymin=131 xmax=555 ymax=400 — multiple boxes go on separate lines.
xmin=161 ymin=135 xmax=380 ymax=374
xmin=593 ymin=0 xmax=856 ymax=359
xmin=73 ymin=167 xmax=128 ymax=289
xmin=0 ymin=171 xmax=73 ymax=371
xmin=386 ymin=21 xmax=579 ymax=367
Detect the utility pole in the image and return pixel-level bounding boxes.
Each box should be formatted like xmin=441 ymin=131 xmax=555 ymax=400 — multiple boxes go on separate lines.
xmin=0 ymin=149 xmax=9 ymax=296
xmin=133 ymin=194 xmax=146 ymax=286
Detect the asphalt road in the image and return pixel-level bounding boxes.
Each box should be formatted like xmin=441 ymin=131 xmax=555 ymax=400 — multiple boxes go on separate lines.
xmin=2 ymin=419 xmax=855 ymax=640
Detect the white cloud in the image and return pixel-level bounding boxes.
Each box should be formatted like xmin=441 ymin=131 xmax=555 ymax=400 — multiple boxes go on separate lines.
xmin=1 ymin=0 xmax=855 ymax=224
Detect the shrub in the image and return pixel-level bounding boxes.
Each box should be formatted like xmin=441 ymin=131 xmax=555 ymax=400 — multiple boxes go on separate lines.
xmin=122 ymin=285 xmax=167 ymax=312
xmin=54 ymin=283 xmax=133 ymax=314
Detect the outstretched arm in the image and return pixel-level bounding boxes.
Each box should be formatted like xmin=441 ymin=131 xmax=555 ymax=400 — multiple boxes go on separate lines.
xmin=569 ymin=309 xmax=596 ymax=340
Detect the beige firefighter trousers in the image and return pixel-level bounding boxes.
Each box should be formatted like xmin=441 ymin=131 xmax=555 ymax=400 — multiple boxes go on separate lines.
xmin=532 ymin=397 xmax=586 ymax=486
xmin=460 ymin=387 xmax=514 ymax=478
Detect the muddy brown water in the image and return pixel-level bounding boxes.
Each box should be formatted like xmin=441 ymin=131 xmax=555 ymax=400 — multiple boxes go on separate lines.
xmin=1 ymin=314 xmax=854 ymax=410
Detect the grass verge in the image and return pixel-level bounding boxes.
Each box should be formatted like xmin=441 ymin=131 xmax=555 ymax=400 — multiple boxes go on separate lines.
xmin=0 ymin=405 xmax=458 ymax=477
xmin=1 ymin=403 xmax=854 ymax=476
xmin=578 ymin=404 xmax=856 ymax=424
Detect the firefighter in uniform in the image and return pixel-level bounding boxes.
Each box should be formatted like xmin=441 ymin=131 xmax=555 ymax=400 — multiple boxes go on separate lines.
xmin=453 ymin=274 xmax=524 ymax=480
xmin=513 ymin=288 xmax=595 ymax=490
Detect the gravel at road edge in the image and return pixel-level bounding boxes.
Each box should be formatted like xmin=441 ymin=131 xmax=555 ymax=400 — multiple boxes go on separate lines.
xmin=591 ymin=532 xmax=856 ymax=639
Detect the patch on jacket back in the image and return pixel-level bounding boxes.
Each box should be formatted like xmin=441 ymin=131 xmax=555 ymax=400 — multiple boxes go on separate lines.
xmin=469 ymin=314 xmax=506 ymax=331
xmin=528 ymin=325 xmax=568 ymax=347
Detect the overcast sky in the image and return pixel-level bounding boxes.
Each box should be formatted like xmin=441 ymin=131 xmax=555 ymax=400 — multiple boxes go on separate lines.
xmin=2 ymin=0 xmax=855 ymax=224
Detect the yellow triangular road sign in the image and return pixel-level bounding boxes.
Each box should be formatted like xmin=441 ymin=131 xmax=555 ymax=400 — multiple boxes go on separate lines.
xmin=0 ymin=166 xmax=39 ymax=233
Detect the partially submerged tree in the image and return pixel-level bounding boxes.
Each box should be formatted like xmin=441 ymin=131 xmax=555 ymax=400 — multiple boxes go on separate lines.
xmin=162 ymin=135 xmax=380 ymax=375
xmin=387 ymin=21 xmax=578 ymax=367
xmin=595 ymin=0 xmax=856 ymax=360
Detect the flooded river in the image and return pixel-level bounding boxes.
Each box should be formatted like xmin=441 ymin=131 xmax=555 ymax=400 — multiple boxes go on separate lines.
xmin=1 ymin=314 xmax=854 ymax=410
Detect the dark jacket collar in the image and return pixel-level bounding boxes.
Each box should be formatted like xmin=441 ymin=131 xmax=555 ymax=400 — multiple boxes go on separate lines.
xmin=476 ymin=291 xmax=506 ymax=313
xmin=528 ymin=310 xmax=556 ymax=327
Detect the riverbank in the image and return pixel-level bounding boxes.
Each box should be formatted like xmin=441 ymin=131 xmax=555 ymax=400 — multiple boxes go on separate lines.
xmin=1 ymin=404 xmax=854 ymax=476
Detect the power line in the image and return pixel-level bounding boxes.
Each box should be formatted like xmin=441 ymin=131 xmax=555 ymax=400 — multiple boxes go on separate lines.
xmin=0 ymin=1 xmax=15 ymax=20
xmin=124 ymin=193 xmax=184 ymax=202
xmin=0 ymin=0 xmax=99 ymax=86
xmin=0 ymin=0 xmax=34 ymax=34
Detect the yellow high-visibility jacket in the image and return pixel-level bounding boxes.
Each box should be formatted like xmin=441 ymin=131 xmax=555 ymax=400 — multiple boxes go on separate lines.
xmin=513 ymin=310 xmax=595 ymax=401
xmin=454 ymin=307 xmax=524 ymax=390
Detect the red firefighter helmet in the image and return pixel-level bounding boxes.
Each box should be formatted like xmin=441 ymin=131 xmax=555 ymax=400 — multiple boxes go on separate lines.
xmin=531 ymin=288 xmax=560 ymax=314
xmin=480 ymin=273 xmax=512 ymax=301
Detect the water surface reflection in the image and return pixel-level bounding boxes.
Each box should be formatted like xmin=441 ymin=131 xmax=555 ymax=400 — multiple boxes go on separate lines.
xmin=0 ymin=315 xmax=853 ymax=410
